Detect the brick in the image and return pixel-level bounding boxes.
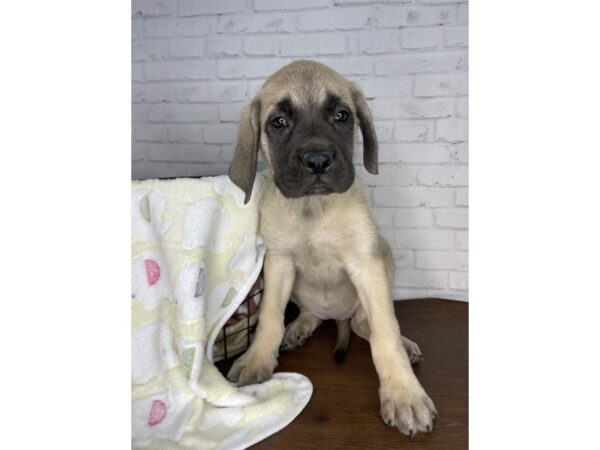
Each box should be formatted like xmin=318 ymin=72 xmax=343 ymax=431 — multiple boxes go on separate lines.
xmin=334 ymin=0 xmax=377 ymax=3
xmin=345 ymin=33 xmax=360 ymax=54
xmin=168 ymin=38 xmax=206 ymax=59
xmin=206 ymin=37 xmax=243 ymax=57
xmin=377 ymin=6 xmax=456 ymax=28
xmin=144 ymin=61 xmax=216 ymax=81
xmin=179 ymin=0 xmax=247 ymax=16
xmin=248 ymin=80 xmax=265 ymax=97
xmin=458 ymin=3 xmax=468 ymax=23
xmin=356 ymin=164 xmax=418 ymax=186
xmin=448 ymin=143 xmax=468 ymax=164
xmin=375 ymin=121 xmax=394 ymax=142
xmin=444 ymin=26 xmax=468 ymax=47
xmin=221 ymin=144 xmax=236 ymax=162
xmin=434 ymin=208 xmax=468 ymax=228
xmin=177 ymin=81 xmax=249 ymax=103
xmin=176 ymin=83 xmax=208 ymax=103
xmin=454 ymin=231 xmax=468 ymax=251
xmin=316 ymin=57 xmax=373 ymax=76
xmin=217 ymin=58 xmax=291 ymax=79
xmin=133 ymin=161 xmax=231 ymax=179
xmin=415 ymin=251 xmax=467 ymax=270
xmin=352 ymin=76 xmax=412 ymax=99
xmin=297 ymin=7 xmax=371 ymax=31
xmin=358 ymin=30 xmax=402 ymax=54
xmin=132 ymin=18 xmax=144 ymax=40
xmin=373 ymin=187 xmax=454 ymax=207
xmin=456 ymin=97 xmax=468 ymax=118
xmin=401 ymin=28 xmax=443 ymax=50
xmin=418 ymin=166 xmax=468 ymax=186
xmin=217 ymin=13 xmax=295 ymax=34
xmin=243 ymin=35 xmax=279 ymax=56
xmin=132 ymin=104 xmax=146 ymax=123
xmin=395 ymin=230 xmax=453 ymax=250
xmin=357 ymin=121 xmax=393 ymax=143
xmin=132 ymin=0 xmax=174 ymax=17
xmin=134 ymin=124 xmax=169 ymax=142
xmin=414 ymin=73 xmax=468 ymax=97
xmin=394 ymin=269 xmax=447 ymax=289
xmin=254 ymin=0 xmax=332 ymax=11
xmin=371 ymin=98 xmax=454 ymax=119
xmin=371 ymin=207 xmax=395 ymax=229
xmin=436 ymin=117 xmax=468 ymax=142
xmin=165 ymin=124 xmax=204 ymax=143
xmin=143 ymin=17 xmax=217 ymax=38
xmin=132 ymin=39 xmax=169 ymax=61
xmin=390 ymin=249 xmax=414 ymax=270
xmin=378 ymin=229 xmax=396 ymax=248
xmin=392 ymin=287 xmax=449 ymax=300
xmin=136 ymin=104 xmax=219 ymax=123
xmin=132 ymin=143 xmax=148 ymax=162
xmin=449 ymin=271 xmax=468 ymax=290
xmin=455 ymin=188 xmax=468 ymax=206
xmin=374 ymin=51 xmax=468 ymax=75
xmin=132 ymin=83 xmax=177 ymax=103
xmin=378 ymin=143 xmax=452 ymax=164
xmin=394 ymin=208 xmax=434 ymax=229
xmin=393 ymin=121 xmax=433 ymax=142
xmin=203 ymin=124 xmax=238 ymax=144
xmin=132 ymin=63 xmax=144 ymax=82
xmin=280 ymin=33 xmax=346 ymax=56
xmin=147 ymin=143 xmax=223 ymax=163
xmin=219 ymin=103 xmax=245 ymax=122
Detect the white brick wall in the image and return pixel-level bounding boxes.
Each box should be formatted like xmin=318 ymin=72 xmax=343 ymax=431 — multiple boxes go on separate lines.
xmin=132 ymin=0 xmax=469 ymax=301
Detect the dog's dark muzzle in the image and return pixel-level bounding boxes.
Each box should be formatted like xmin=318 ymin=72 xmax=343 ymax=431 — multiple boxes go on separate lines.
xmin=302 ymin=151 xmax=334 ymax=174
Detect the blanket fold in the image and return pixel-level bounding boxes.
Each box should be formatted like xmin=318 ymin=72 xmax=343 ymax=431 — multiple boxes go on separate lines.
xmin=132 ymin=174 xmax=312 ymax=450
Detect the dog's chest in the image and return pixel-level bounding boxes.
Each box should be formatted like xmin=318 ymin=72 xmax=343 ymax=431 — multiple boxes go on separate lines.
xmin=292 ymin=232 xmax=347 ymax=286
xmin=261 ymin=207 xmax=348 ymax=285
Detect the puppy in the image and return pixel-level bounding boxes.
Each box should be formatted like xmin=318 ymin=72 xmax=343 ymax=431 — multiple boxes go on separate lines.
xmin=227 ymin=60 xmax=437 ymax=437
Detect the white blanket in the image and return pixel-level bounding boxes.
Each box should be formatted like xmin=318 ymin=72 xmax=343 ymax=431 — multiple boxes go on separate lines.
xmin=132 ymin=174 xmax=312 ymax=449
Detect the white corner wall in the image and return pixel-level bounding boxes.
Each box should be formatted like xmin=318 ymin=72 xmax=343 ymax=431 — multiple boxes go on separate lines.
xmin=132 ymin=0 xmax=469 ymax=301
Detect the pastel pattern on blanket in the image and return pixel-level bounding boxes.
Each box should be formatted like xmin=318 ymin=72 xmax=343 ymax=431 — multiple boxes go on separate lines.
xmin=131 ymin=174 xmax=312 ymax=450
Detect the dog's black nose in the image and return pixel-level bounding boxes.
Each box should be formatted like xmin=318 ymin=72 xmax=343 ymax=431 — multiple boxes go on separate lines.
xmin=302 ymin=151 xmax=333 ymax=174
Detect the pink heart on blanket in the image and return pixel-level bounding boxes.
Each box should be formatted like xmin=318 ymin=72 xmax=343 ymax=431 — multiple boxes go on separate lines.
xmin=148 ymin=399 xmax=167 ymax=426
xmin=144 ymin=259 xmax=160 ymax=286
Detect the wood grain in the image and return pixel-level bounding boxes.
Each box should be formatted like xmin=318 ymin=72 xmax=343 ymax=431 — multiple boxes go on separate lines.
xmin=217 ymin=299 xmax=468 ymax=450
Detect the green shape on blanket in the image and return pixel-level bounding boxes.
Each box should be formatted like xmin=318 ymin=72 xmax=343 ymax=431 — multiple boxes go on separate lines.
xmin=139 ymin=195 xmax=151 ymax=222
xmin=181 ymin=348 xmax=196 ymax=379
xmin=221 ymin=287 xmax=237 ymax=308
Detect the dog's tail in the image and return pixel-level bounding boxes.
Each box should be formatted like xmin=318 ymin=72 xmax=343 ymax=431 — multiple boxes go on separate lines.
xmin=333 ymin=319 xmax=351 ymax=363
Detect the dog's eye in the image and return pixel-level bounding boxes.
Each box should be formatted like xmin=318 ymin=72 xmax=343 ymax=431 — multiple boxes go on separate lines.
xmin=334 ymin=110 xmax=349 ymax=122
xmin=271 ymin=116 xmax=288 ymax=128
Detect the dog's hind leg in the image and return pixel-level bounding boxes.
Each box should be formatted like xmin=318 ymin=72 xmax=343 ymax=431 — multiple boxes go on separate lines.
xmin=350 ymin=307 xmax=423 ymax=365
xmin=280 ymin=307 xmax=322 ymax=352
xmin=333 ymin=319 xmax=351 ymax=363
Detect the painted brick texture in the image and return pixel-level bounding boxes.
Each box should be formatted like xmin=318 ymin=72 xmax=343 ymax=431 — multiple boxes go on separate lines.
xmin=132 ymin=0 xmax=469 ymax=300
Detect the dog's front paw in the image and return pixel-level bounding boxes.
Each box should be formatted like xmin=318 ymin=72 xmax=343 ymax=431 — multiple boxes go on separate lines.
xmin=379 ymin=380 xmax=437 ymax=437
xmin=226 ymin=351 xmax=277 ymax=386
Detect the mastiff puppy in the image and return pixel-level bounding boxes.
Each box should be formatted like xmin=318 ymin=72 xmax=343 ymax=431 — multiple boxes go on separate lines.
xmin=227 ymin=60 xmax=437 ymax=437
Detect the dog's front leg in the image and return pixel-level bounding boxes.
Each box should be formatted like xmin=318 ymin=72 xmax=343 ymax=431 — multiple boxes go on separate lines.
xmin=227 ymin=252 xmax=295 ymax=386
xmin=346 ymin=256 xmax=437 ymax=437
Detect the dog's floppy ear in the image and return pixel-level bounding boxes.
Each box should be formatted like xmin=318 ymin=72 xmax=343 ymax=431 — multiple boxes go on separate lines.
xmin=351 ymin=85 xmax=378 ymax=175
xmin=228 ymin=98 xmax=261 ymax=203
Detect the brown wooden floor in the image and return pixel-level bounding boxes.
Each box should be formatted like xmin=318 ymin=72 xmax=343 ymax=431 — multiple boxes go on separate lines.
xmin=220 ymin=299 xmax=468 ymax=450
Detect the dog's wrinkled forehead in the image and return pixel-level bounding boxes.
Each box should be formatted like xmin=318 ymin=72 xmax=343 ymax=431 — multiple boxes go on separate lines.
xmin=258 ymin=61 xmax=354 ymax=118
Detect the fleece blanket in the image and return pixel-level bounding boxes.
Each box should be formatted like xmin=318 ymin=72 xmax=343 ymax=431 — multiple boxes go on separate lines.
xmin=132 ymin=174 xmax=312 ymax=450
